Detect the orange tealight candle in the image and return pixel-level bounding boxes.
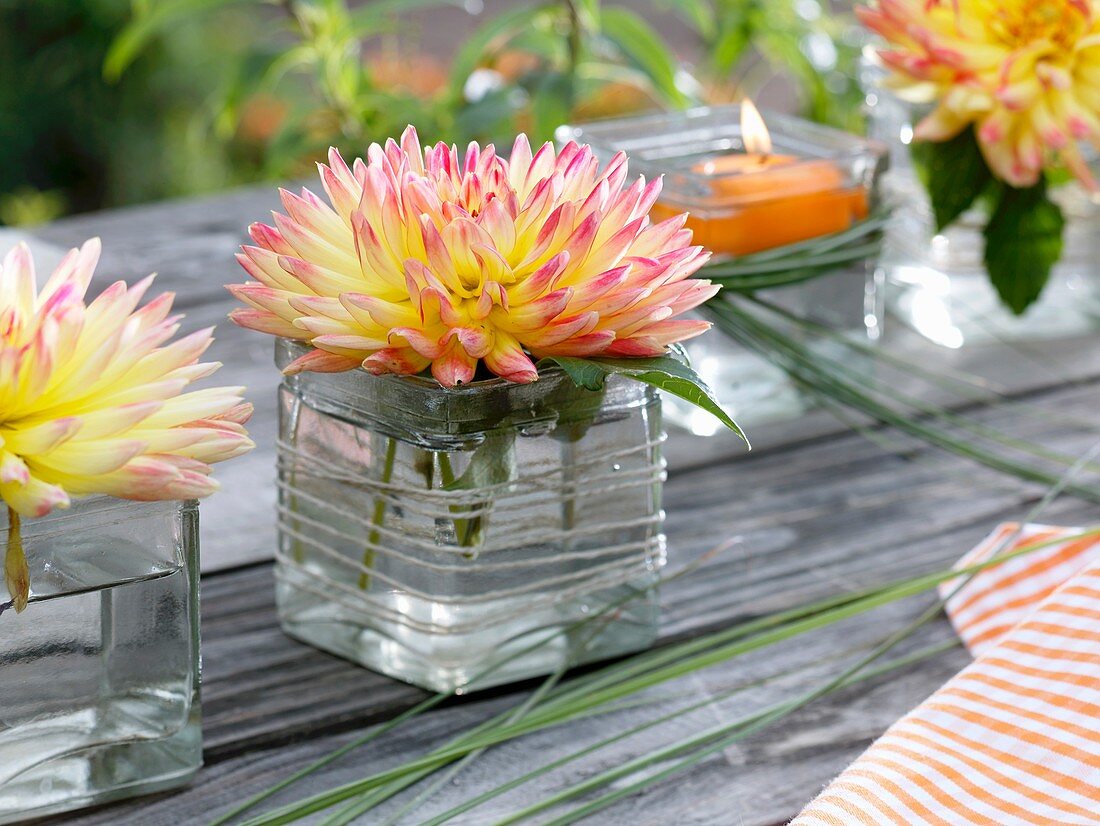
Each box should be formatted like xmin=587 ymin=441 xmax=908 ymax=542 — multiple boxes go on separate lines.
xmin=650 ymin=99 xmax=869 ymax=256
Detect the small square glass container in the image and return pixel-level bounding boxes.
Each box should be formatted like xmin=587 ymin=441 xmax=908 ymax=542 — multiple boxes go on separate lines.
xmin=861 ymin=52 xmax=1100 ymax=348
xmin=0 ymin=497 xmax=201 ymax=822
xmin=558 ymin=105 xmax=887 ymax=434
xmin=557 ymin=104 xmax=886 ymax=257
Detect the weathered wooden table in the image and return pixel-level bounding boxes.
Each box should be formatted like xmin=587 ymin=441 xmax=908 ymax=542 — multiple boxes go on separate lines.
xmin=17 ymin=187 xmax=1100 ymax=825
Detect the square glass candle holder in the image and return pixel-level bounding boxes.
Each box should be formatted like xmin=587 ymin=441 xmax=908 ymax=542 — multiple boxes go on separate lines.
xmin=558 ymin=105 xmax=887 ymax=434
xmin=861 ymin=53 xmax=1100 ymax=347
xmin=0 ymin=498 xmax=201 ymax=823
xmin=274 ymin=339 xmax=665 ymax=693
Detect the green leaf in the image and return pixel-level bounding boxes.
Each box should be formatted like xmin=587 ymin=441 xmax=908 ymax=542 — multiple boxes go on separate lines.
xmin=572 ymin=0 xmax=601 ymax=29
xmin=348 ymin=0 xmax=467 ymax=36
xmin=104 ymin=0 xmax=252 ymax=81
xmin=658 ymin=0 xmax=714 ymax=34
xmin=1044 ymin=166 xmax=1076 ymax=188
xmin=597 ymin=7 xmax=692 ymax=108
xmin=982 ymin=180 xmax=1065 ymax=315
xmin=257 ymin=45 xmax=317 ymax=92
xmin=909 ymin=126 xmax=993 ymax=232
xmin=538 ymin=354 xmax=748 ymax=445
xmin=453 ymin=87 xmax=523 ymax=141
xmin=712 ymin=27 xmax=751 ymax=74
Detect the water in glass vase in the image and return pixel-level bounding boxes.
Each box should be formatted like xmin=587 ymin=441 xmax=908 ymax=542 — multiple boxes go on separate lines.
xmin=0 ymin=498 xmax=200 ymax=823
xmin=274 ymin=340 xmax=665 ymax=693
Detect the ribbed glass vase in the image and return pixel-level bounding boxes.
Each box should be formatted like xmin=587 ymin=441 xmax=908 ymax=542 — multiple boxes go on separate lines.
xmin=0 ymin=498 xmax=201 ymax=823
xmin=273 ymin=340 xmax=666 ymax=693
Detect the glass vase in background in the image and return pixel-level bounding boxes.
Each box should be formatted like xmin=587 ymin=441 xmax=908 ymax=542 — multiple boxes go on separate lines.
xmin=661 ymin=263 xmax=882 ymax=436
xmin=560 ymin=105 xmax=886 ymax=435
xmin=0 ymin=498 xmax=201 ymax=823
xmin=862 ymin=52 xmax=1100 ymax=348
xmin=273 ymin=339 xmax=666 ymax=693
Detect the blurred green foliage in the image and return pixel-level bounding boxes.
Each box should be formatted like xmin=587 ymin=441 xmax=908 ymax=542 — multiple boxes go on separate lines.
xmin=105 ymin=0 xmax=701 ymax=161
xmin=0 ymin=0 xmax=272 ymax=225
xmin=660 ymin=0 xmax=865 ymax=131
xmin=0 ymin=0 xmax=866 ymax=225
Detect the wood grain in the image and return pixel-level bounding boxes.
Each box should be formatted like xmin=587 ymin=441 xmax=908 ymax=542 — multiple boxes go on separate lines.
xmin=54 ymin=376 xmax=1100 ymax=824
xmin=58 ymin=598 xmax=970 ymax=826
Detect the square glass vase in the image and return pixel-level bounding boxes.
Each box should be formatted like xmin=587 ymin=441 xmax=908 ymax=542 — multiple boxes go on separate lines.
xmin=273 ymin=339 xmax=666 ymax=693
xmin=862 ymin=52 xmax=1100 ymax=347
xmin=657 ymin=264 xmax=882 ymax=436
xmin=0 ymin=497 xmax=201 ymax=823
xmin=559 ymin=105 xmax=886 ymax=434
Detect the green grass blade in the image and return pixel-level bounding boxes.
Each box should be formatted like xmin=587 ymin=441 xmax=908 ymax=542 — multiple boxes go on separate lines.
xmin=704 ymin=241 xmax=883 ymax=280
xmin=498 ymin=599 xmax=950 ymax=826
xmin=518 ymin=501 xmax=1091 ymax=823
xmin=325 ymin=598 xmax=638 ymax=824
xmin=208 ymin=692 xmax=449 ymax=826
xmin=236 ymin=527 xmax=1099 ymax=825
xmin=415 ymin=636 xmax=948 ymax=826
xmin=703 ymin=299 xmax=1100 ymax=503
xmin=226 ymin=544 xmax=725 ymax=824
xmin=740 ymin=295 xmax=1100 ymax=472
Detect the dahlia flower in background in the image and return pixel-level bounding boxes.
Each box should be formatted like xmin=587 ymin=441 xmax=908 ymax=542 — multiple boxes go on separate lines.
xmin=859 ymin=0 xmax=1100 ymax=188
xmin=859 ymin=0 xmax=1099 ymax=313
xmin=1 ymin=239 xmax=253 ymax=611
xmin=229 ymin=126 xmax=718 ymax=386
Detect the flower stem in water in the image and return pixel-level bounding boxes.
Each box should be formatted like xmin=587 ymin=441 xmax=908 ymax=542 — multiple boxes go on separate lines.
xmin=359 ymin=437 xmax=397 ymax=590
xmin=437 ymin=453 xmax=476 ymax=548
xmin=4 ymin=507 xmax=28 ymax=614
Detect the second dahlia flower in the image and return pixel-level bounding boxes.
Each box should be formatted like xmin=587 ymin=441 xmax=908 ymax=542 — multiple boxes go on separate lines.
xmin=229 ymin=126 xmax=717 ymax=386
xmin=860 ymin=0 xmax=1100 ymax=188
xmin=2 ymin=239 xmax=253 ymax=609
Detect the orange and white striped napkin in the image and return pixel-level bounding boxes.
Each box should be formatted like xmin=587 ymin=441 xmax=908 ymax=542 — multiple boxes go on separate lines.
xmin=794 ymin=523 xmax=1100 ymax=825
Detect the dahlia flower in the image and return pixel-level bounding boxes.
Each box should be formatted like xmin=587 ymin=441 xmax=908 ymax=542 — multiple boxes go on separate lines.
xmin=2 ymin=239 xmax=253 ymax=609
xmin=229 ymin=126 xmax=717 ymax=386
xmin=860 ymin=0 xmax=1100 ymax=188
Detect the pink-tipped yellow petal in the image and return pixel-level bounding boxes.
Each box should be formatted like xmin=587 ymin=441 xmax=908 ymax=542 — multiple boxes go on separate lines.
xmin=430 ymin=341 xmax=477 ymax=387
xmin=282 ymin=349 xmax=362 ymax=375
xmin=1 ymin=240 xmax=252 ymax=521
xmin=483 ymin=332 xmax=538 ymax=383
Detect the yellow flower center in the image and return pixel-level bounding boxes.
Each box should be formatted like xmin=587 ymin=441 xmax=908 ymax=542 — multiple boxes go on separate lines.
xmin=982 ymin=0 xmax=1087 ymax=53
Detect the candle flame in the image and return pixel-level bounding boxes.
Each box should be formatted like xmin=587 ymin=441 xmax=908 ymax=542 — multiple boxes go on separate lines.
xmin=741 ymin=98 xmax=772 ymax=156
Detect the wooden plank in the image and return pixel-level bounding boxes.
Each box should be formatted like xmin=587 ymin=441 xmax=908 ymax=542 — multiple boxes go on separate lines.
xmin=29 ymin=184 xmax=282 ymax=311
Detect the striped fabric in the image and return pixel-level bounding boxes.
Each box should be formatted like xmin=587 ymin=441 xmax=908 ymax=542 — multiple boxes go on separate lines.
xmin=794 ymin=524 xmax=1100 ymax=825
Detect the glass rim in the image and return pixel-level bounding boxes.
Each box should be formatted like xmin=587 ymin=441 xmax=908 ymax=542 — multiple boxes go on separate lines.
xmin=559 ymin=103 xmax=887 ymax=208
